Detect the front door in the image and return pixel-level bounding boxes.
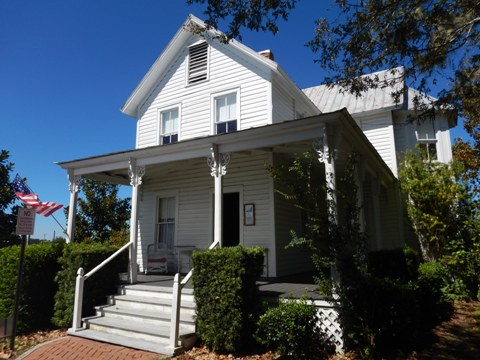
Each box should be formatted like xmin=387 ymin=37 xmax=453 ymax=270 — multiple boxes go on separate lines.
xmin=222 ymin=192 xmax=240 ymax=247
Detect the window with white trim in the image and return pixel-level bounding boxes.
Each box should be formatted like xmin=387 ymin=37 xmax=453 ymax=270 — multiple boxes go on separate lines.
xmin=415 ymin=130 xmax=438 ymax=161
xmin=160 ymin=107 xmax=179 ymax=145
xmin=214 ymin=92 xmax=238 ymax=134
xmin=188 ymin=41 xmax=208 ymax=84
xmin=157 ymin=196 xmax=176 ymax=250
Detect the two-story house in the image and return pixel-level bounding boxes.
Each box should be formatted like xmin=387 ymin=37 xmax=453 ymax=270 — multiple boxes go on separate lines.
xmin=58 ymin=14 xmax=456 ymax=354
xmin=58 ymin=14 xmax=455 ymax=279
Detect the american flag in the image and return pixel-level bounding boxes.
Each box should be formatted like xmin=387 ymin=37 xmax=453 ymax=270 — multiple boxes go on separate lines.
xmin=13 ymin=174 xmax=63 ymax=217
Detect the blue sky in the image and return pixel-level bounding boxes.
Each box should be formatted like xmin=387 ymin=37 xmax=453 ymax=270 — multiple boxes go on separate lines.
xmin=0 ymin=0 xmax=466 ymax=240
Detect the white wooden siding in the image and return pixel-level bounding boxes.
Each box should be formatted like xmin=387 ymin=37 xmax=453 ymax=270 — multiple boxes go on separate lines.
xmin=271 ymin=76 xmax=318 ymax=124
xmin=392 ymin=111 xmax=453 ymax=163
xmin=357 ymin=112 xmax=397 ymax=176
xmin=136 ymin=152 xmax=275 ymax=272
xmin=136 ymin=36 xmax=272 ymax=149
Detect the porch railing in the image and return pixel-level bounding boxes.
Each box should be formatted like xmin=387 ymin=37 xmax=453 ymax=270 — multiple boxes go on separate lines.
xmin=169 ymin=239 xmax=220 ymax=349
xmin=70 ymin=241 xmax=133 ymax=331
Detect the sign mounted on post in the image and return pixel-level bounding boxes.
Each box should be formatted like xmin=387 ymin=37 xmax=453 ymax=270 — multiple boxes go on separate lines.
xmin=16 ymin=208 xmax=36 ymax=235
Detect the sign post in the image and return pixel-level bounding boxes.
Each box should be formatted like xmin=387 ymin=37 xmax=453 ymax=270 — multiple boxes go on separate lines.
xmin=10 ymin=209 xmax=36 ymax=352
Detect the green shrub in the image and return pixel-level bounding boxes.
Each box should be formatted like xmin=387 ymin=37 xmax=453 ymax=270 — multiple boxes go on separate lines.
xmin=192 ymin=245 xmax=264 ymax=353
xmin=0 ymin=241 xmax=64 ymax=333
xmin=256 ymin=298 xmax=334 ymax=359
xmin=52 ymin=242 xmax=128 ymax=328
xmin=417 ymin=261 xmax=449 ymax=303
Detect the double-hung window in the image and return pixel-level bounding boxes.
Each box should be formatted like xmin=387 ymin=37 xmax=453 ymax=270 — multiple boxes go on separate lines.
xmin=157 ymin=196 xmax=176 ymax=250
xmin=160 ymin=107 xmax=179 ymax=145
xmin=415 ymin=127 xmax=438 ymax=161
xmin=214 ymin=92 xmax=238 ymax=134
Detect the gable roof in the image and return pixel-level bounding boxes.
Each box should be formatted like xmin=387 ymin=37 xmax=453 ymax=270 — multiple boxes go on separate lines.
xmin=121 ymin=14 xmax=316 ymax=118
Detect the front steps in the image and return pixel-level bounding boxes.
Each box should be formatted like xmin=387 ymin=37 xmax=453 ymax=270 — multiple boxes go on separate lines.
xmin=68 ymin=283 xmax=196 ymax=356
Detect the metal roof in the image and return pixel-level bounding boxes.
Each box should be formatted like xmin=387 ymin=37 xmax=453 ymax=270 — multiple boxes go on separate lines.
xmin=301 ymin=67 xmax=442 ymax=115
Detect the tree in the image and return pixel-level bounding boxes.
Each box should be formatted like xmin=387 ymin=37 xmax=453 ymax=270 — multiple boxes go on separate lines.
xmin=399 ymin=148 xmax=480 ymax=298
xmin=69 ymin=179 xmax=131 ymax=244
xmin=0 ymin=150 xmax=20 ymax=247
xmin=188 ymin=0 xmax=480 ymax=188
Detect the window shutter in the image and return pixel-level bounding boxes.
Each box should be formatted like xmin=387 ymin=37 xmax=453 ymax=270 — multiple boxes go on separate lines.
xmin=188 ymin=42 xmax=208 ymax=84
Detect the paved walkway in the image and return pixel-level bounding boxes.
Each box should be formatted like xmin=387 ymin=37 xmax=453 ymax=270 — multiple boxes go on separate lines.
xmin=18 ymin=336 xmax=164 ymax=360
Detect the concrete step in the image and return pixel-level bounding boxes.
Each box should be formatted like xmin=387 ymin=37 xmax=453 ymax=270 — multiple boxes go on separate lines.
xmin=95 ymin=304 xmax=195 ymax=331
xmin=67 ymin=328 xmax=181 ymax=355
xmin=109 ymin=294 xmax=196 ymax=315
xmin=119 ymin=284 xmax=195 ymax=303
xmin=84 ymin=316 xmax=194 ymax=344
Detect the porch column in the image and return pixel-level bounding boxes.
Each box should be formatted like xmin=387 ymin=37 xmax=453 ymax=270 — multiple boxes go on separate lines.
xmin=128 ymin=158 xmax=145 ymax=284
xmin=371 ymin=176 xmax=382 ymax=250
xmin=207 ymin=144 xmax=230 ymax=248
xmin=355 ymin=161 xmax=366 ymax=233
xmin=66 ymin=170 xmax=82 ymax=243
xmin=315 ymin=125 xmax=339 ymax=224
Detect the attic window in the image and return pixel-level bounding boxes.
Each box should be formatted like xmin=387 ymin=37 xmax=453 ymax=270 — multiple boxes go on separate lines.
xmin=188 ymin=42 xmax=208 ymax=84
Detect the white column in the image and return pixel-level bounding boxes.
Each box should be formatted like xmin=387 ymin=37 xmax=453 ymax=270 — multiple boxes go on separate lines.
xmin=66 ymin=170 xmax=81 ymax=243
xmin=128 ymin=158 xmax=145 ymax=284
xmin=371 ymin=176 xmax=382 ymax=250
xmin=316 ymin=126 xmax=338 ymax=224
xmin=207 ymin=145 xmax=230 ymax=248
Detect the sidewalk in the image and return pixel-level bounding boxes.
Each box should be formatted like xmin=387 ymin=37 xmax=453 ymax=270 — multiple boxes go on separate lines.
xmin=18 ymin=336 xmax=165 ymax=360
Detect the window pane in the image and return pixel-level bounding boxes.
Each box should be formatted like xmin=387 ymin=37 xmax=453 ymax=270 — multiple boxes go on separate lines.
xmin=216 ymin=122 xmax=226 ymax=134
xmin=216 ymin=93 xmax=236 ymax=123
xmin=227 ymin=120 xmax=237 ymax=132
xmin=161 ymin=108 xmax=179 ymax=135
xmin=158 ymin=197 xmax=176 ymax=249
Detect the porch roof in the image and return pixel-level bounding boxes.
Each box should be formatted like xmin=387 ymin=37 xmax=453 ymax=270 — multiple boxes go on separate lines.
xmin=56 ymin=109 xmax=396 ymax=186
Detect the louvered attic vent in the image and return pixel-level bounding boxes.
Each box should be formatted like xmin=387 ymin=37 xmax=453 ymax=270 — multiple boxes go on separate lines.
xmin=188 ymin=42 xmax=208 ymax=84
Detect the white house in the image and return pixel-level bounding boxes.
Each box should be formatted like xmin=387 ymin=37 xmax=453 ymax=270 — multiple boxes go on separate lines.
xmin=58 ymin=14 xmax=455 ymax=279
xmin=57 ymin=14 xmax=456 ymax=354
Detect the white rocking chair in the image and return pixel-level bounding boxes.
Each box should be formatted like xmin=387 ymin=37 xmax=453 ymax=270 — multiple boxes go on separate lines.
xmin=145 ymin=243 xmax=168 ymax=274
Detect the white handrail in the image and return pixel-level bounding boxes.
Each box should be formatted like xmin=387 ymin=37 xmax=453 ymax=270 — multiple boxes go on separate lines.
xmin=70 ymin=241 xmax=133 ymax=332
xmin=84 ymin=241 xmax=132 ymax=280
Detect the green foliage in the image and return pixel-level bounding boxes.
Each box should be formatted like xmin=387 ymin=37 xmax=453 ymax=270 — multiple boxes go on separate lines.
xmin=0 ymin=150 xmax=20 ymax=247
xmin=399 ymin=148 xmax=480 ymax=300
xmin=256 ymin=298 xmax=334 ymax=359
xmin=52 ymin=242 xmax=128 ymax=327
xmin=0 ymin=242 xmax=64 ymax=333
xmin=67 ymin=179 xmax=130 ymax=243
xmin=192 ymin=245 xmax=264 ymax=353
xmin=186 ymin=0 xmax=297 ymax=40
xmin=399 ymin=148 xmax=464 ymax=261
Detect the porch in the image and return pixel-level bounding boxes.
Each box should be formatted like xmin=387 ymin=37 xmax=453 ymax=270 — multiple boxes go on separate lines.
xmin=134 ymin=272 xmax=325 ymax=301
xmin=68 ymin=271 xmax=342 ymax=355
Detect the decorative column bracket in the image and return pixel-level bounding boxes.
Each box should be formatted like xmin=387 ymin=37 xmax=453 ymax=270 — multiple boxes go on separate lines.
xmin=207 ymin=147 xmax=231 ymax=177
xmin=128 ymin=159 xmax=146 ymax=186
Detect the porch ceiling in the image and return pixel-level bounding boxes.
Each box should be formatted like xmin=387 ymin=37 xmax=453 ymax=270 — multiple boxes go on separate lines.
xmin=56 ymin=109 xmax=396 ymax=186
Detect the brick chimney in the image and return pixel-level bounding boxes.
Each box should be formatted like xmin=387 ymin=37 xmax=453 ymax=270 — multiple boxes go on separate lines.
xmin=259 ymin=49 xmax=274 ymax=61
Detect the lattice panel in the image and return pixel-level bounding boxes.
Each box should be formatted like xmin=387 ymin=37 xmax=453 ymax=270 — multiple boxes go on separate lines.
xmin=315 ymin=300 xmax=344 ymax=353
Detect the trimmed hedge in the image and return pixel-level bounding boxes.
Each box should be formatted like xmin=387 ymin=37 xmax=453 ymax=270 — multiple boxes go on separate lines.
xmin=0 ymin=241 xmax=64 ymax=333
xmin=52 ymin=242 xmax=128 ymax=328
xmin=256 ymin=298 xmax=335 ymax=359
xmin=192 ymin=245 xmax=264 ymax=353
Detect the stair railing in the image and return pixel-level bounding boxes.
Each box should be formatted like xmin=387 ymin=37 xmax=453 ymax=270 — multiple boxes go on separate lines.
xmin=71 ymin=241 xmax=133 ymax=331
xmin=169 ymin=239 xmax=220 ymax=349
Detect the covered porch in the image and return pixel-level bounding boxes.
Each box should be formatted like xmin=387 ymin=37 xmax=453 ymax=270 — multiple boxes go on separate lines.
xmin=58 ymin=109 xmax=398 ymax=281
